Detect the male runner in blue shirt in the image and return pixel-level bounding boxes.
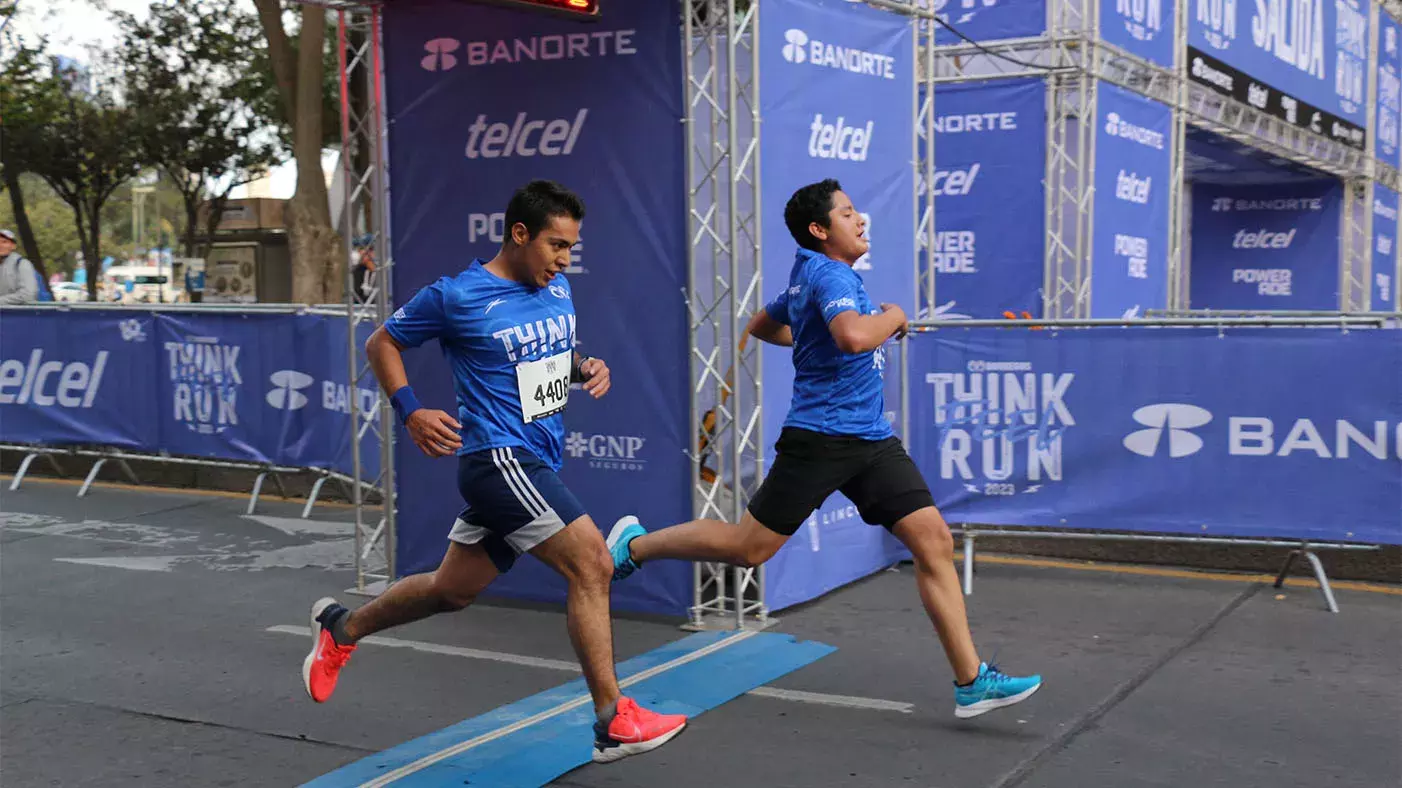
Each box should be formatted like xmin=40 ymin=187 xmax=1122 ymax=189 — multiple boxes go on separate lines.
xmin=300 ymin=180 xmax=686 ymax=764
xmin=607 ymin=179 xmax=1042 ymax=719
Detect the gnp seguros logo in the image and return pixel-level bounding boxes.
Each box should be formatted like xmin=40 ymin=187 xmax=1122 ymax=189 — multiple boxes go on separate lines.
xmin=1123 ymin=403 xmax=1213 ymax=457
xmin=565 ymin=431 xmax=647 ymax=471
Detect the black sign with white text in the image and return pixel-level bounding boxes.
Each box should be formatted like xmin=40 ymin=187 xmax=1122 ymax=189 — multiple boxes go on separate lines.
xmin=1187 ymin=46 xmax=1366 ymax=150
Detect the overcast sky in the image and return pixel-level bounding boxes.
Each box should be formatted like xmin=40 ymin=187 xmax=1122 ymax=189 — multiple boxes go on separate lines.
xmin=8 ymin=0 xmax=301 ymax=199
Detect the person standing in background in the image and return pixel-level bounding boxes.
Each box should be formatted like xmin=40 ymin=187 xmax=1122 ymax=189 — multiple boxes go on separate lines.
xmin=185 ymin=259 xmax=205 ymax=303
xmin=0 ymin=229 xmax=39 ymax=304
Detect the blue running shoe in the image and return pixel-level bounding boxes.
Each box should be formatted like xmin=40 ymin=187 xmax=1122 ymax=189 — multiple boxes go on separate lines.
xmin=954 ymin=662 xmax=1042 ymax=718
xmin=606 ymin=516 xmax=646 ymax=581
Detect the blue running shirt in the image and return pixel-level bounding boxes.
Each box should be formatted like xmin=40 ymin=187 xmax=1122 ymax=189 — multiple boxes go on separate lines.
xmin=764 ymin=248 xmax=893 ymax=441
xmin=384 ymin=260 xmax=577 ymax=470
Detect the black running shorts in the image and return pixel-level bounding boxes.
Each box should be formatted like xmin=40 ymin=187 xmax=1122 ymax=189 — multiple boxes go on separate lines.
xmin=746 ymin=427 xmax=937 ymax=536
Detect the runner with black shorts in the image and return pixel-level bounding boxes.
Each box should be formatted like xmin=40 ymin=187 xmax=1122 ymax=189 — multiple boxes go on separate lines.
xmin=298 ymin=180 xmax=686 ymax=763
xmin=606 ymin=178 xmax=1042 ymax=719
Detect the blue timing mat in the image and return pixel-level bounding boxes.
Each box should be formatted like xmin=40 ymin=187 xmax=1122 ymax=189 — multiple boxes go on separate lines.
xmin=302 ymin=630 xmax=836 ymax=788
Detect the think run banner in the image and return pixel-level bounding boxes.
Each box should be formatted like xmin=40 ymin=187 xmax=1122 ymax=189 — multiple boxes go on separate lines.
xmin=760 ymin=0 xmax=915 ymax=611
xmin=0 ymin=309 xmax=378 ymax=479
xmin=382 ymin=0 xmax=690 ymax=615
xmin=908 ymin=327 xmax=1402 ymax=546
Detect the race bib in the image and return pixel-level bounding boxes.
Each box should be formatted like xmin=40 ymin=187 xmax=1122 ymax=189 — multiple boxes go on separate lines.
xmin=516 ymin=349 xmax=572 ymax=424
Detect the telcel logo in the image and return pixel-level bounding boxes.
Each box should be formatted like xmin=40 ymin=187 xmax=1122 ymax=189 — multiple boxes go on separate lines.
xmin=1115 ymin=170 xmax=1152 ymax=204
xmin=465 ymin=110 xmax=587 ymax=159
xmin=1232 ymin=228 xmax=1296 ymax=249
xmin=929 ymin=164 xmax=981 ymax=196
xmin=0 ymin=350 xmax=108 ymax=408
xmin=808 ymin=114 xmax=873 ymax=161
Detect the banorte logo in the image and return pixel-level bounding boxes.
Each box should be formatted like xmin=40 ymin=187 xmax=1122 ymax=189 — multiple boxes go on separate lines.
xmin=266 ymin=370 xmax=314 ymax=410
xmin=1123 ymin=403 xmax=1213 ymax=458
xmin=422 ymin=38 xmax=460 ymax=71
xmin=782 ymin=29 xmax=808 ymax=63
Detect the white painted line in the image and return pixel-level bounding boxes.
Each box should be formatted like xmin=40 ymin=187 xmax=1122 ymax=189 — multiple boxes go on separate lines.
xmin=243 ymin=514 xmax=353 ymax=538
xmin=747 ymin=686 xmax=915 ymax=713
xmin=54 ymin=556 xmax=179 ymax=572
xmin=357 ymin=630 xmax=760 ymax=788
xmin=267 ymin=625 xmax=915 ymax=715
xmin=266 ymin=625 xmax=579 ymax=672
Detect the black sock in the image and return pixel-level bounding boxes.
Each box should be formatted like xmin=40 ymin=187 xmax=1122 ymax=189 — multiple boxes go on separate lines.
xmin=597 ymin=699 xmax=619 ymax=724
xmin=327 ymin=608 xmax=355 ymax=647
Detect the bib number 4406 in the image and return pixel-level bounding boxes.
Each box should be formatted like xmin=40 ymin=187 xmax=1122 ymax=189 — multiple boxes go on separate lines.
xmin=533 ymin=377 xmax=568 ymax=409
xmin=517 ymin=350 xmax=572 ymax=424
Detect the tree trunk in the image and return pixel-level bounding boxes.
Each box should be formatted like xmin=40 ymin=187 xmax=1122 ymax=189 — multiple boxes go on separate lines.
xmin=3 ymin=168 xmax=50 ymax=295
xmin=184 ymin=197 xmax=200 ymax=259
xmin=72 ymin=201 xmax=98 ymax=301
xmin=288 ymin=6 xmax=342 ymax=305
xmin=3 ymin=168 xmax=43 ymax=268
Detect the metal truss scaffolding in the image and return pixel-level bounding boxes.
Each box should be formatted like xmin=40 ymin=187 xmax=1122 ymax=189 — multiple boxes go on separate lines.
xmin=685 ymin=0 xmax=765 ymax=629
xmin=686 ymin=0 xmax=934 ymax=630
xmin=922 ymin=0 xmax=1388 ymax=316
xmin=334 ymin=5 xmax=396 ymax=594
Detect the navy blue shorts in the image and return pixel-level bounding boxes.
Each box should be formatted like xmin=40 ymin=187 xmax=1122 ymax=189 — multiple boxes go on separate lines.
xmin=450 ymin=446 xmax=586 ymax=573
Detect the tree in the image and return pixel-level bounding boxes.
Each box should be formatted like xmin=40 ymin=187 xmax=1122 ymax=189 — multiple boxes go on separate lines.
xmin=24 ymin=59 xmax=143 ymax=301
xmin=253 ymin=0 xmax=342 ymax=304
xmin=0 ymin=32 xmax=60 ymax=291
xmin=116 ymin=0 xmax=284 ymax=261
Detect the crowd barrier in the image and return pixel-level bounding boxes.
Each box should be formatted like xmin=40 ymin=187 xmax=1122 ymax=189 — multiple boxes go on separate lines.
xmin=903 ymin=317 xmax=1400 ymax=612
xmin=0 ymin=304 xmax=380 ymax=515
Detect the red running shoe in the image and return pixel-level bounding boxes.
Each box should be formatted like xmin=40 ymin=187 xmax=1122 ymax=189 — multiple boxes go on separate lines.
xmin=302 ymin=597 xmax=356 ymax=703
xmin=591 ymin=696 xmax=688 ymax=763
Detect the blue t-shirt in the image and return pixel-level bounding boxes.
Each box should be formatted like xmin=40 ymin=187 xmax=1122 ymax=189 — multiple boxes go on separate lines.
xmin=764 ymin=248 xmax=892 ymax=441
xmin=384 ymin=260 xmax=576 ymax=470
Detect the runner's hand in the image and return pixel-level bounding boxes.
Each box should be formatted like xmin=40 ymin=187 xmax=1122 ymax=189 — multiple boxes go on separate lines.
xmin=406 ymin=409 xmax=462 ymax=457
xmin=580 ymin=357 xmax=611 ymax=399
xmin=881 ymin=303 xmax=909 ymax=339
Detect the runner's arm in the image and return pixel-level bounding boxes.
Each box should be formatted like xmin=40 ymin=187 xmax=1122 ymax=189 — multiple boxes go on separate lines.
xmin=827 ymin=306 xmax=906 ymax=354
xmin=747 ymin=309 xmax=793 ymax=346
xmin=372 ymin=281 xmax=462 ymax=456
xmin=365 ymin=327 xmax=411 ymax=395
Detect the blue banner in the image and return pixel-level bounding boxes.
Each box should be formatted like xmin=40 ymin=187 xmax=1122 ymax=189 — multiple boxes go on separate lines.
xmin=925 ymin=78 xmax=1046 ymax=320
xmin=1092 ymin=83 xmax=1173 ymax=318
xmin=1101 ymin=0 xmax=1174 ymax=66
xmin=933 ymin=0 xmax=1046 ymax=44
xmin=0 ymin=311 xmax=158 ymax=449
xmin=383 ymin=0 xmax=689 ymax=615
xmin=1377 ymin=14 xmax=1402 ymax=167
xmin=760 ymin=0 xmax=914 ymax=611
xmin=1190 ymin=181 xmax=1342 ymax=309
xmin=908 ymin=327 xmax=1402 ymax=545
xmin=1188 ymin=0 xmax=1370 ymax=130
xmin=1375 ymin=184 xmax=1399 ymax=309
xmin=0 ymin=309 xmax=371 ymax=478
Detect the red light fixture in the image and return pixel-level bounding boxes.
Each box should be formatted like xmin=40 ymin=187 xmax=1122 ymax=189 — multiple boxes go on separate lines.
xmin=483 ymin=0 xmax=601 ymax=19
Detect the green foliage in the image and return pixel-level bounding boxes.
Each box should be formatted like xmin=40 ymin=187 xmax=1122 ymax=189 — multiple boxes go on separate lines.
xmin=115 ymin=0 xmax=286 ymax=257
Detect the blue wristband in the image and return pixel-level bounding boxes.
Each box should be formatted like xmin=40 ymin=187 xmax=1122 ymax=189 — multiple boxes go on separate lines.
xmin=390 ymin=386 xmax=423 ymax=424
